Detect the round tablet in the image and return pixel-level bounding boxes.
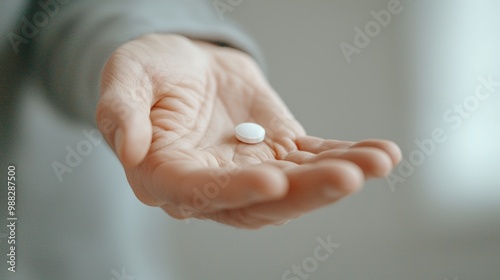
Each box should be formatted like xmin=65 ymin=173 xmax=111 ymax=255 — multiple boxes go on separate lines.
xmin=235 ymin=122 xmax=266 ymax=144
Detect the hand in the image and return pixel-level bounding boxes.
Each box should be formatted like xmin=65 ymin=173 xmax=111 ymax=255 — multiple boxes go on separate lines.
xmin=96 ymin=34 xmax=402 ymax=229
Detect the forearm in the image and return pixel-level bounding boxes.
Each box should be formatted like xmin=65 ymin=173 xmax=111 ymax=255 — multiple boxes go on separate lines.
xmin=32 ymin=0 xmax=262 ymax=124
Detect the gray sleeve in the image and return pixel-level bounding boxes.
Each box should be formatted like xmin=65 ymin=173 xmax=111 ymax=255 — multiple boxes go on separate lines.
xmin=32 ymin=0 xmax=263 ymax=124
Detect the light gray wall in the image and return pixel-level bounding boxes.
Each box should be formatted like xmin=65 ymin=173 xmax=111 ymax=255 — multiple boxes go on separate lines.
xmin=5 ymin=1 xmax=500 ymax=280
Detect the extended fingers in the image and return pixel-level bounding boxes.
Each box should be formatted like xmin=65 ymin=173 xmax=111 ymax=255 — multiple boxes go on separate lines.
xmin=292 ymin=137 xmax=401 ymax=177
xmin=224 ymin=160 xmax=364 ymax=225
xmin=352 ymin=139 xmax=402 ymax=166
xmin=285 ymin=147 xmax=396 ymax=178
xmin=311 ymin=147 xmax=393 ymax=177
xmin=160 ymin=158 xmax=366 ymax=228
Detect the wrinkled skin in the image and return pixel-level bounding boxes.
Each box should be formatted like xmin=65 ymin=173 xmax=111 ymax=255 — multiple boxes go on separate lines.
xmin=96 ymin=34 xmax=401 ymax=229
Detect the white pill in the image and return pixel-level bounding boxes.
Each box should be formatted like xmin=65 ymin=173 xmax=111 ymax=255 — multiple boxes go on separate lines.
xmin=235 ymin=122 xmax=266 ymax=144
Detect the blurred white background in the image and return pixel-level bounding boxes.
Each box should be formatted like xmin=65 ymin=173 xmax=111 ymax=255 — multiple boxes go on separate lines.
xmin=5 ymin=0 xmax=500 ymax=279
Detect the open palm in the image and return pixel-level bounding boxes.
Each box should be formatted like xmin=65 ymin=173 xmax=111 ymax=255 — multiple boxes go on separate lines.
xmin=96 ymin=34 xmax=401 ymax=229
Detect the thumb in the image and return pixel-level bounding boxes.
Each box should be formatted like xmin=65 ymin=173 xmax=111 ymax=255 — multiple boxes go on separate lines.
xmin=96 ymin=80 xmax=153 ymax=168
